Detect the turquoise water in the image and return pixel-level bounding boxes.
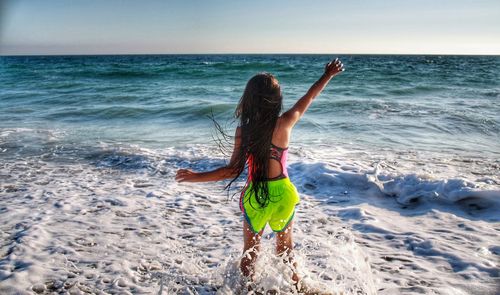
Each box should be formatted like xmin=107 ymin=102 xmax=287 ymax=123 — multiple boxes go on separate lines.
xmin=1 ymin=55 xmax=499 ymax=294
xmin=0 ymin=54 xmax=499 ymax=158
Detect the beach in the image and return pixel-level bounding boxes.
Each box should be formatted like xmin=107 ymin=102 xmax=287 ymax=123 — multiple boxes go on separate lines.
xmin=0 ymin=55 xmax=499 ymax=294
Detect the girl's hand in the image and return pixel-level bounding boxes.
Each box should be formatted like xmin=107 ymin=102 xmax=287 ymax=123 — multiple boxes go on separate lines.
xmin=175 ymin=169 xmax=198 ymax=182
xmin=324 ymin=58 xmax=344 ymax=77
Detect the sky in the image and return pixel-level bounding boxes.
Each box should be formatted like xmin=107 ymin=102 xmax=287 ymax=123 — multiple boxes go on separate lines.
xmin=0 ymin=0 xmax=499 ymax=55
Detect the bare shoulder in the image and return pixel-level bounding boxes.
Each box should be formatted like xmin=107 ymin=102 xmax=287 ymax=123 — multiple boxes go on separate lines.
xmin=279 ymin=111 xmax=297 ymax=129
xmin=280 ymin=106 xmax=302 ymax=129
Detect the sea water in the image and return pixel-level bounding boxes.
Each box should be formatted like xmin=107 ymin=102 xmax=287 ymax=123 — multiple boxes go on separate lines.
xmin=0 ymin=55 xmax=499 ymax=294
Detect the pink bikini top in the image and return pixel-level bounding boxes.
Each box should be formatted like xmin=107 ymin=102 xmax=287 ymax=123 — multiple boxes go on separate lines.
xmin=247 ymin=143 xmax=289 ymax=181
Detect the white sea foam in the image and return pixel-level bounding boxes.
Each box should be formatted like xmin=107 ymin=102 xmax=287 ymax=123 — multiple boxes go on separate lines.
xmin=0 ymin=132 xmax=499 ymax=294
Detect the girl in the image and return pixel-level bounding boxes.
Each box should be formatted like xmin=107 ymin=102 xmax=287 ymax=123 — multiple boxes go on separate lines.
xmin=175 ymin=58 xmax=344 ymax=292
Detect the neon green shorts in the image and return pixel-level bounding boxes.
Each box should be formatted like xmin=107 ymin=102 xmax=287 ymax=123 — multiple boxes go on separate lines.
xmin=239 ymin=177 xmax=300 ymax=233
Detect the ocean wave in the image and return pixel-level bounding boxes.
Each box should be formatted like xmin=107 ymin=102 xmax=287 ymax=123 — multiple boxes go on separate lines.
xmin=288 ymin=161 xmax=500 ymax=222
xmin=42 ymin=106 xmax=152 ymax=121
xmin=443 ymin=113 xmax=500 ymax=135
xmin=39 ymin=102 xmax=234 ymax=121
xmin=210 ymin=61 xmax=296 ymax=72
xmin=313 ymin=99 xmax=414 ymax=115
xmin=72 ymin=68 xmax=162 ymax=79
xmin=2 ymin=54 xmax=500 ymax=169
xmin=3 ymin=137 xmax=499 ymax=234
xmin=40 ymin=81 xmax=87 ymax=90
xmin=62 ymin=63 xmax=249 ymax=80
xmin=6 ymin=128 xmax=498 ymax=209
xmin=386 ymin=85 xmax=444 ymax=96
xmin=2 ymin=130 xmax=498 ymax=220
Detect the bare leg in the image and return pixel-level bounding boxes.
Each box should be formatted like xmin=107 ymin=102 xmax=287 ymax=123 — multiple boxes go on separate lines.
xmin=277 ymin=221 xmax=333 ymax=295
xmin=241 ymin=219 xmax=263 ymax=279
xmin=276 ymin=220 xmax=300 ymax=284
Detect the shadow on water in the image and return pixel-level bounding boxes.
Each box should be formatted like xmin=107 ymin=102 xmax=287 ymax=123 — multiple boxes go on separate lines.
xmin=85 ymin=150 xmax=154 ymax=170
xmin=402 ymin=235 xmax=499 ymax=278
xmin=84 ymin=149 xmax=229 ymax=175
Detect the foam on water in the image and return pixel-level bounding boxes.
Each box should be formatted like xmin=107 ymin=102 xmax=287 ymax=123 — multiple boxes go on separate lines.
xmin=0 ymin=128 xmax=499 ymax=294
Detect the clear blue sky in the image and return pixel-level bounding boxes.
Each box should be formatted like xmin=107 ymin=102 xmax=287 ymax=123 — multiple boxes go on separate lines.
xmin=1 ymin=0 xmax=499 ymax=55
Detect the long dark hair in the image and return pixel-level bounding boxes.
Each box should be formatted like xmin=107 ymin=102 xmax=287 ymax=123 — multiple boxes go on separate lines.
xmin=216 ymin=73 xmax=283 ymax=208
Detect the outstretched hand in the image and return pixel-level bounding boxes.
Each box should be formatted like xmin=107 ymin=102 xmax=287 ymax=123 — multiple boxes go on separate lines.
xmin=175 ymin=168 xmax=197 ymax=182
xmin=324 ymin=58 xmax=344 ymax=77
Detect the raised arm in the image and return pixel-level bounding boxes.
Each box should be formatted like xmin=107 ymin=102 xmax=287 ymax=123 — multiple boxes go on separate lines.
xmin=175 ymin=127 xmax=242 ymax=182
xmin=282 ymin=58 xmax=344 ymax=127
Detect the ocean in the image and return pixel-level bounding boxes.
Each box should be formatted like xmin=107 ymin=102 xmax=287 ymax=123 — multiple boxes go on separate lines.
xmin=0 ymin=54 xmax=499 ymax=294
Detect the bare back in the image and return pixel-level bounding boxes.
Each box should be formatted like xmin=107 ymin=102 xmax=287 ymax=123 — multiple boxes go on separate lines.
xmin=268 ymin=116 xmax=293 ymax=179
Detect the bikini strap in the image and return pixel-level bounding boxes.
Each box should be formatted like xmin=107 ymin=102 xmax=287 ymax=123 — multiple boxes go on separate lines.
xmin=269 ymin=143 xmax=288 ymax=180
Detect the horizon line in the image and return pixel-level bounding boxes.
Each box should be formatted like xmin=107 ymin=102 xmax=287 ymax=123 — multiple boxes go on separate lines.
xmin=1 ymin=52 xmax=500 ymax=57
